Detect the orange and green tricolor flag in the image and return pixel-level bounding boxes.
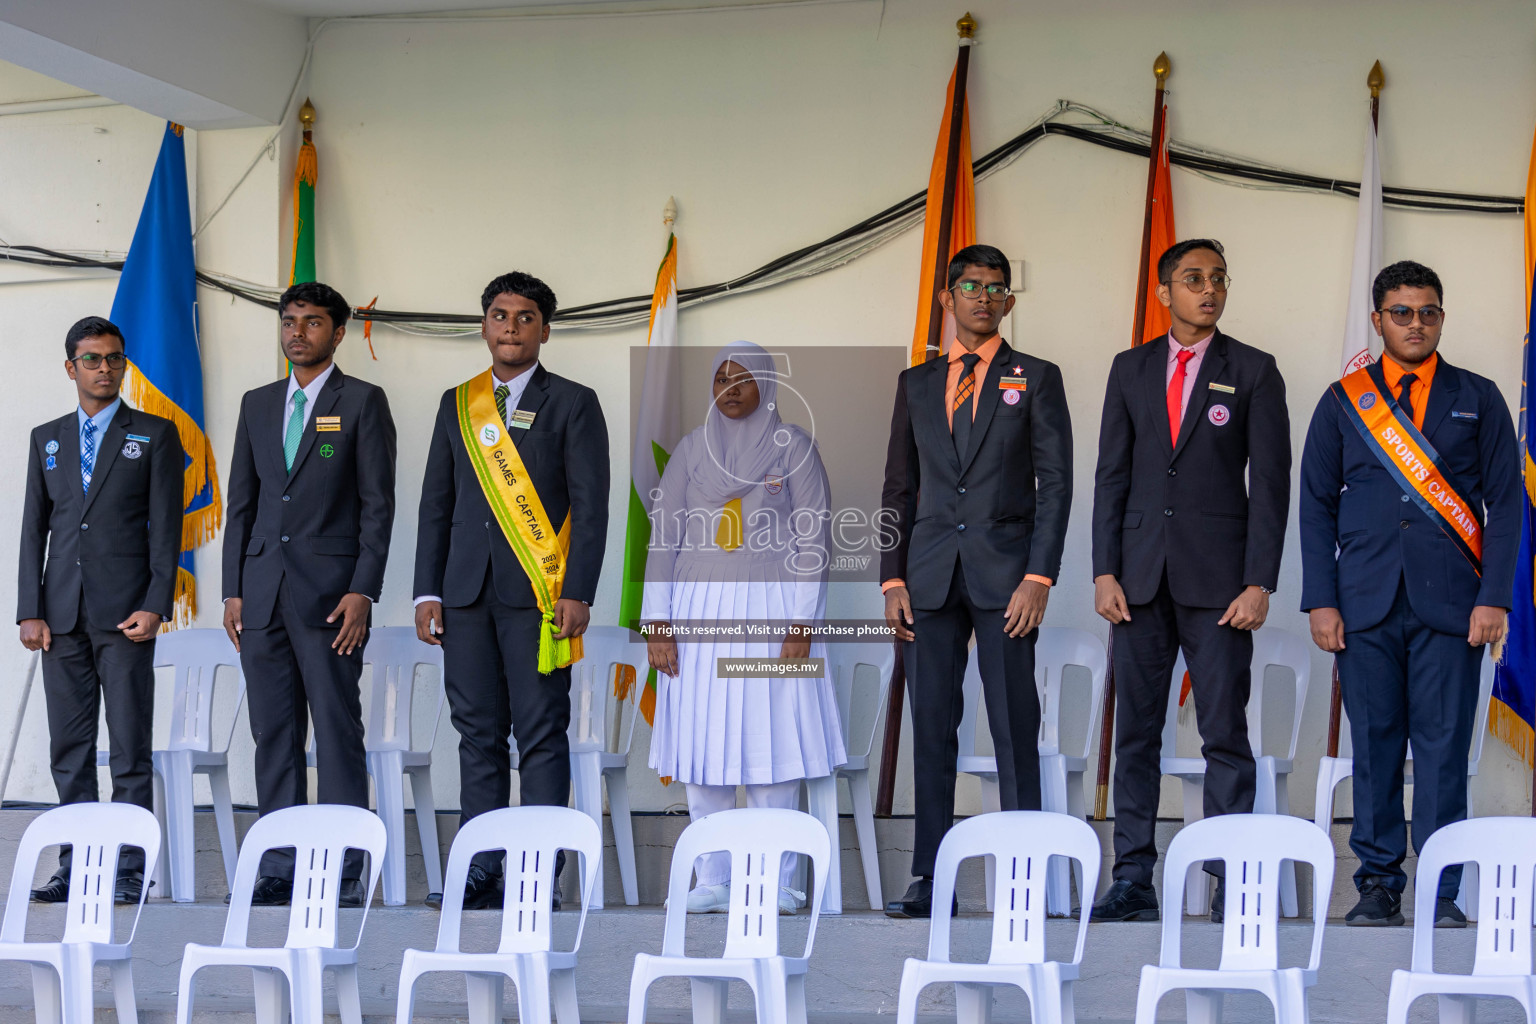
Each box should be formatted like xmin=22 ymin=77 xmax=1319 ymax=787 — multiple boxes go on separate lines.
xmin=909 ymin=49 xmax=975 ymax=368
xmin=617 ymin=232 xmax=682 ymax=733
xmin=1490 ymin=120 xmax=1536 ymax=767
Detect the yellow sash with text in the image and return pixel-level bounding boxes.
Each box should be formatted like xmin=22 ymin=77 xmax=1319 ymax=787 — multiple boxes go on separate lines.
xmin=1333 ymin=365 xmax=1482 ymax=575
xmin=456 ymin=369 xmax=583 ymax=672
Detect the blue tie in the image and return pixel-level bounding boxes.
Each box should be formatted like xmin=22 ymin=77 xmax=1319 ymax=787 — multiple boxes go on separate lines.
xmin=81 ymin=418 xmax=98 ymax=495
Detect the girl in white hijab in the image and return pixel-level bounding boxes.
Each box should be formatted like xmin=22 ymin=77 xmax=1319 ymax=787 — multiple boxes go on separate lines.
xmin=642 ymin=341 xmax=846 ymax=914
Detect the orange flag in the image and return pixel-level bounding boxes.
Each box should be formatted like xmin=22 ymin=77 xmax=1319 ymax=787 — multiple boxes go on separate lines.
xmin=910 ymin=49 xmax=977 ymax=367
xmin=1137 ymin=88 xmax=1176 ymax=346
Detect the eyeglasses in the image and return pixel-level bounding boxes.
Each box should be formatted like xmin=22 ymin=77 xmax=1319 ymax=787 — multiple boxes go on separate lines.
xmin=1378 ymin=304 xmax=1444 ymax=327
xmin=953 ymin=281 xmax=1011 ymax=301
xmin=70 ymin=352 xmax=127 ymax=370
xmin=1171 ymin=273 xmax=1232 ymax=293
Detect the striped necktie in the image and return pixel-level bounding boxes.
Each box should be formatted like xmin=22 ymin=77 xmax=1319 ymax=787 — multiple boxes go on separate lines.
xmin=952 ymin=352 xmax=981 ymax=456
xmin=494 ymin=384 xmax=511 ymax=428
xmin=284 ymin=389 xmax=307 ymax=472
xmin=81 ymin=418 xmax=98 ymax=495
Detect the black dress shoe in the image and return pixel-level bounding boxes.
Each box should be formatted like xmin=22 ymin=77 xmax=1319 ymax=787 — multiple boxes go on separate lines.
xmin=884 ymin=878 xmax=957 ymax=919
xmin=338 ymin=879 xmax=365 ymax=908
xmin=249 ymin=876 xmax=294 ymax=906
xmin=1210 ymin=879 xmax=1224 ymax=924
xmin=1344 ymin=882 xmax=1403 ymax=926
xmin=462 ymin=864 xmax=503 ymax=910
xmin=30 ymin=874 xmax=69 ymax=903
xmin=1090 ymin=878 xmax=1159 ymax=922
xmin=424 ymin=891 xmax=443 ymax=910
xmin=114 ymin=873 xmax=150 ymax=905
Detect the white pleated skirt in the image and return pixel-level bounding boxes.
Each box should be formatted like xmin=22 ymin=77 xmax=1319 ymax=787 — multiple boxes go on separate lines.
xmin=647 ymin=568 xmax=848 ymax=787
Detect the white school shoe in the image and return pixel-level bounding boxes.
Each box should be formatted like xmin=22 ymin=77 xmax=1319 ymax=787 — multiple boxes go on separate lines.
xmin=778 ymin=886 xmax=806 ymax=915
xmin=685 ymin=883 xmax=732 ymax=913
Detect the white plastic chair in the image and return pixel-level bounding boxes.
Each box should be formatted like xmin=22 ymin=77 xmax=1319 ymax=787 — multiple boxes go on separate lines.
xmin=176 ymin=805 xmax=387 ymax=1024
xmin=957 ymin=627 xmax=1107 ymax=916
xmin=1315 ymin=651 xmax=1496 ymax=916
xmin=1134 ymin=814 xmax=1335 ymax=1024
xmin=896 ymin=811 xmax=1101 ymax=1024
xmin=147 ymin=628 xmax=246 ymax=903
xmin=0 ymin=804 xmax=161 ymax=1024
xmin=1386 ymin=817 xmax=1536 ymax=1024
xmin=798 ymin=642 xmax=895 ymax=915
xmin=397 ymin=806 xmax=603 ymax=1024
xmin=566 ymin=625 xmax=645 ymax=909
xmin=360 ymin=627 xmax=446 ymax=907
xmin=627 ymin=808 xmax=831 ymax=1024
xmin=1161 ymin=627 xmax=1311 ymax=916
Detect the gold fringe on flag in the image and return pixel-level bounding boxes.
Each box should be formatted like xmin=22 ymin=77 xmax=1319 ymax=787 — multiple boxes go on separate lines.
xmin=124 ymin=362 xmax=222 ymax=535
xmin=612 ymin=663 xmax=637 ymax=701
xmin=1490 ymin=698 xmax=1534 ymax=768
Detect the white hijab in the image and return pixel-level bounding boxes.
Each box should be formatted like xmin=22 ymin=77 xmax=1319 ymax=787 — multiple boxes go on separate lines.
xmin=695 ymin=341 xmax=786 ymax=506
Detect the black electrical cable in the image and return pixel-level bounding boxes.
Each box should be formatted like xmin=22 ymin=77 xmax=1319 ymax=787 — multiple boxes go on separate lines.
xmin=2 ymin=120 xmax=1522 ymax=327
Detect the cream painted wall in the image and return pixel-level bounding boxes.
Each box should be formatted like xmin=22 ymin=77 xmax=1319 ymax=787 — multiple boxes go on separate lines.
xmin=0 ymin=0 xmax=1531 ymax=822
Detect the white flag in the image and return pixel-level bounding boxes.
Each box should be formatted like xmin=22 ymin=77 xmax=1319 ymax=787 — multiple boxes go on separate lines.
xmin=1342 ymin=106 xmax=1383 ymax=375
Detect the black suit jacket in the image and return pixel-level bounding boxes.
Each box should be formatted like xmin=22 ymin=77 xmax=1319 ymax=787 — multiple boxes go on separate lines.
xmin=1092 ymin=331 xmax=1291 ymax=608
xmin=18 ymin=405 xmax=185 ymax=632
xmin=413 ymin=364 xmax=610 ymax=609
xmin=880 ymin=341 xmax=1073 ymax=611
xmin=1299 ymin=357 xmax=1520 ymax=635
xmin=222 ymin=367 xmax=397 ymax=630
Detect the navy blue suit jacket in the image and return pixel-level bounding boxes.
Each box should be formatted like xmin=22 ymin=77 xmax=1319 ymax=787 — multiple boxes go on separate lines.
xmin=1299 ymin=356 xmax=1521 ymax=635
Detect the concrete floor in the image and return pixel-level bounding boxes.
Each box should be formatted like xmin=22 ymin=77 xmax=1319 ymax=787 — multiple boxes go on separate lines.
xmin=0 ymin=808 xmax=1516 ymax=1024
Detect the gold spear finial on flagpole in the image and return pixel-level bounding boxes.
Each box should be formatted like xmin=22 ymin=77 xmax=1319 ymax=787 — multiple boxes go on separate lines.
xmin=1367 ymin=60 xmax=1385 ymax=98
xmin=957 ymin=12 xmax=977 ymax=39
xmin=1154 ymin=51 xmax=1171 ymax=85
xmin=299 ymin=98 xmax=316 ymax=129
xmin=663 ymin=196 xmax=677 ymax=227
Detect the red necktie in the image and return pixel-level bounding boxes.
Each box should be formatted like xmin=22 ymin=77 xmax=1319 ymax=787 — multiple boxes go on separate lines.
xmin=1167 ymin=347 xmax=1196 ymax=444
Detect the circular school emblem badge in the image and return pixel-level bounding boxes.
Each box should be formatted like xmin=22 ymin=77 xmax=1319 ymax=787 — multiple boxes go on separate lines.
xmin=121 ymin=441 xmax=142 ymax=460
xmin=1208 ymin=404 xmax=1230 ymax=426
xmin=44 ymin=440 xmax=58 ymax=455
xmin=319 ymin=444 xmax=335 ymax=459
xmin=1358 ymin=392 xmax=1376 ymax=410
xmin=1003 ymin=389 xmax=1021 ymax=406
xmin=480 ymin=423 xmax=500 ymax=446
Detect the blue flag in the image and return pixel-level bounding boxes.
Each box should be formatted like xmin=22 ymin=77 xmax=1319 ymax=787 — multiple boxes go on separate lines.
xmin=1490 ymin=123 xmax=1536 ymax=766
xmin=110 ymin=122 xmax=220 ymax=626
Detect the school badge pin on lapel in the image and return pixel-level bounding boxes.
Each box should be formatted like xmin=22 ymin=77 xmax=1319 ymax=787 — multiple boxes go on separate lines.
xmin=319 ymin=444 xmax=335 ymax=459
xmin=1003 ymin=389 xmax=1020 ymax=406
xmin=1358 ymin=392 xmax=1376 ymax=410
xmin=480 ymin=423 xmax=500 ymax=446
xmin=1208 ymin=404 xmax=1230 ymax=426
xmin=45 ymin=456 xmax=56 ymax=471
xmin=121 ymin=440 xmax=143 ymax=460
xmin=764 ymin=473 xmax=784 ymax=495
xmin=44 ymin=440 xmax=59 ymax=455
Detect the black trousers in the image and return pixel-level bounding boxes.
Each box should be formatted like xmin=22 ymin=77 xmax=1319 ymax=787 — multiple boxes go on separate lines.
xmin=1337 ymin=580 xmax=1481 ymax=898
xmin=442 ymin=590 xmax=571 ymax=875
xmin=40 ymin=595 xmax=155 ymax=876
xmin=908 ymin=559 xmax=1041 ymax=878
xmin=241 ymin=575 xmax=369 ymax=880
xmin=1111 ymin=572 xmax=1255 ymax=885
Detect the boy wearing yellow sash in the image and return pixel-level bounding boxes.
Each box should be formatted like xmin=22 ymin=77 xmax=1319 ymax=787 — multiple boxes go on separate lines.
xmin=1300 ymin=261 xmax=1521 ymax=927
xmin=413 ymin=272 xmax=610 ymax=910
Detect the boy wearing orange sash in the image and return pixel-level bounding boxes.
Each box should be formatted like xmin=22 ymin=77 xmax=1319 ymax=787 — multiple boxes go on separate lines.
xmin=1300 ymin=260 xmax=1520 ymax=927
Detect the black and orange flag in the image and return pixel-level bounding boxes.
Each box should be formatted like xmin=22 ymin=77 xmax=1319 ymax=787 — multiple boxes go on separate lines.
xmin=909 ymin=13 xmax=978 ymax=367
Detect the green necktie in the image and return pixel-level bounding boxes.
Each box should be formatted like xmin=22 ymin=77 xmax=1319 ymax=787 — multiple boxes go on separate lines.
xmin=284 ymin=389 xmax=307 ymax=472
xmin=494 ymin=383 xmax=510 ymax=428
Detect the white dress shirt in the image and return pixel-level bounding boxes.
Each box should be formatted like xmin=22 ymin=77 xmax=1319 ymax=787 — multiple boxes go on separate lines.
xmin=414 ymin=363 xmax=539 ymax=608
xmin=282 ymin=361 xmax=336 ymax=443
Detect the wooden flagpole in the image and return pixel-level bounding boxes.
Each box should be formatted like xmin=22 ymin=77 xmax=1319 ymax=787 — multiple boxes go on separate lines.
xmin=1095 ymin=50 xmax=1171 ymax=820
xmin=877 ymin=12 xmax=977 ymax=817
xmin=1326 ymin=60 xmax=1384 ymax=763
